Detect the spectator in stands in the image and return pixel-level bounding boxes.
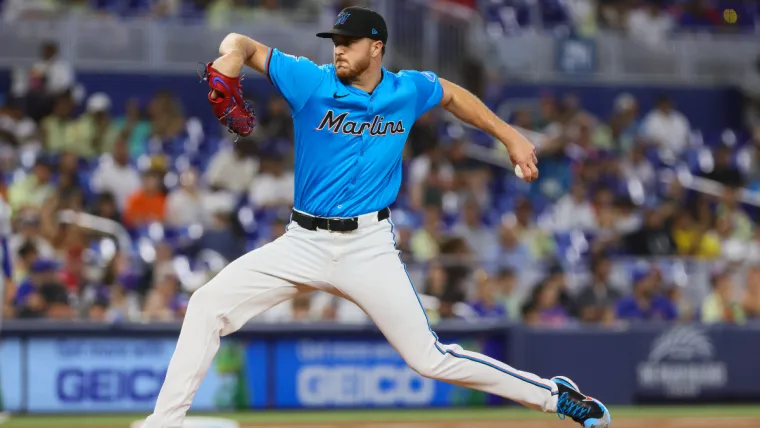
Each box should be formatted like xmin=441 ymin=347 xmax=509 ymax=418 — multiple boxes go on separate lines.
xmin=407 ymin=143 xmax=454 ymax=210
xmin=552 ymin=180 xmax=597 ymax=231
xmin=715 ymin=186 xmax=753 ymax=242
xmin=740 ymin=55 xmax=760 ymax=132
xmin=664 ymin=282 xmax=693 ymax=322
xmin=9 ymin=213 xmax=55 ymax=268
xmin=391 ymin=217 xmax=414 ymax=265
xmin=536 ymin=93 xmax=560 ymax=132
xmin=0 ymin=97 xmax=39 ymax=156
xmin=491 ymin=268 xmax=521 ymax=321
xmin=198 ymin=204 xmax=246 ymax=263
xmin=11 ymin=240 xmax=39 ymax=286
xmin=439 ymin=237 xmax=473 ymax=303
xmin=407 ymin=112 xmax=439 ymax=158
xmin=678 ymin=0 xmax=723 ymax=29
xmin=747 ymin=227 xmax=760 ymax=264
xmin=15 ymin=258 xmax=72 ymax=319
xmin=496 ymin=221 xmax=533 ymax=273
xmin=742 ymin=264 xmax=760 ymax=319
xmin=623 ymin=207 xmax=676 ymax=256
xmin=641 ymin=94 xmax=691 ymax=155
xmin=576 ymin=256 xmax=622 ymax=323
xmin=411 ymin=206 xmax=443 ymax=262
xmin=626 ymin=0 xmax=674 ymax=48
xmin=205 ymin=140 xmax=258 ymax=194
xmin=2 ymin=0 xmax=61 ymax=22
xmin=715 ymin=215 xmax=745 ymax=261
xmin=290 ymin=294 xmax=313 ymax=322
xmin=671 ymin=210 xmax=721 ymax=259
xmin=12 ymin=41 xmax=76 ymax=123
xmin=87 ymin=298 xmax=109 ymax=321
xmin=701 ymin=269 xmax=746 ymax=324
xmin=620 ymin=143 xmax=656 ymax=191
xmin=206 ymin=0 xmax=256 ymax=30
xmin=609 ymin=93 xmax=641 ymax=154
xmin=106 ymin=282 xmax=141 ymax=322
xmin=112 ymin=98 xmax=151 ymax=158
xmin=526 ymin=279 xmax=570 ymax=327
xmin=254 ymin=95 xmax=293 ymax=143
xmin=7 ymin=156 xmax=55 ymax=212
xmin=701 ymin=143 xmax=745 ymax=187
xmin=469 ymin=269 xmax=506 ymax=321
xmin=566 ymin=0 xmax=599 ymax=37
xmin=91 ymin=140 xmax=142 ymax=210
xmin=449 ymin=139 xmax=491 ymax=209
xmin=142 ymin=289 xmax=175 ymax=322
xmin=423 ymin=261 xmax=447 ymax=299
xmin=88 ymin=192 xmax=121 ymax=224
xmin=41 ymin=94 xmax=77 ymax=155
xmin=546 ymin=264 xmax=578 ymax=318
xmin=248 ymin=155 xmax=294 ymax=209
xmin=71 ymin=92 xmax=121 ymax=157
xmin=513 ymin=198 xmax=555 ymax=261
xmin=148 ymin=91 xmax=185 ymax=143
xmin=616 ymin=266 xmax=677 ymax=321
xmin=123 ymin=169 xmax=167 ymax=228
xmin=56 ymin=151 xmax=85 ymax=210
xmin=437 ymin=288 xmax=464 ymax=322
xmin=453 ymin=198 xmax=497 ymax=264
xmin=166 ymin=168 xmax=211 ymax=227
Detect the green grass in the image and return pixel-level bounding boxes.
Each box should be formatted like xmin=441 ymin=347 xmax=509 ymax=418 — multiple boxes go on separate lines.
xmin=3 ymin=406 xmax=760 ymax=427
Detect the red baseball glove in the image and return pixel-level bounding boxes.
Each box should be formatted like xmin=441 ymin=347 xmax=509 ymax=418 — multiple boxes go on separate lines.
xmin=199 ymin=62 xmax=256 ymax=137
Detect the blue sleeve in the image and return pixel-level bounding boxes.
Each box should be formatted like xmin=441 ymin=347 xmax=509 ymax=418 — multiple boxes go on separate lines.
xmin=615 ymin=299 xmax=636 ymax=320
xmin=1 ymin=237 xmax=10 ymax=280
xmin=265 ymin=48 xmax=326 ymax=115
xmin=400 ymin=70 xmax=444 ymax=118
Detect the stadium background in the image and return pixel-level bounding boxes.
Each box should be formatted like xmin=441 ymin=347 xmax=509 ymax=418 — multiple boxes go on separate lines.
xmin=1 ymin=0 xmax=760 ymax=427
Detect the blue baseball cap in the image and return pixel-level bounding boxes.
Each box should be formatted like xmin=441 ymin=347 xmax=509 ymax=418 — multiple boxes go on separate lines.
xmin=30 ymin=258 xmax=59 ymax=273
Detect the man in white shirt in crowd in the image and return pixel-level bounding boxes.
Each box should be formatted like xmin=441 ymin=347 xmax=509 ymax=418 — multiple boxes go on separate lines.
xmin=626 ymin=0 xmax=674 ymax=48
xmin=90 ymin=139 xmax=142 ymax=210
xmin=165 ymin=168 xmax=212 ymax=227
xmin=248 ymin=155 xmax=294 ymax=209
xmin=553 ymin=181 xmax=598 ymax=231
xmin=205 ymin=140 xmax=258 ymax=194
xmin=641 ymin=94 xmax=691 ymax=155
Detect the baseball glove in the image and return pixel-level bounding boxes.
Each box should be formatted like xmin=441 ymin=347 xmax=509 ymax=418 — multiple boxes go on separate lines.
xmin=199 ymin=62 xmax=256 ymax=137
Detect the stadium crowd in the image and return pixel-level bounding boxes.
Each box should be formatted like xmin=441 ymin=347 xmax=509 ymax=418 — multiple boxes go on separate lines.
xmin=2 ymin=0 xmax=758 ymax=34
xmin=2 ymin=0 xmax=760 ymax=328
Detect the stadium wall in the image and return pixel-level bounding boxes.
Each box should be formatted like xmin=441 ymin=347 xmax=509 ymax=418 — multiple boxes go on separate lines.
xmin=2 ymin=321 xmax=759 ymax=414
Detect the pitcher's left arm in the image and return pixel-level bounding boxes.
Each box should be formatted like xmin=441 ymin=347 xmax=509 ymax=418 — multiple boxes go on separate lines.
xmin=439 ymin=78 xmax=538 ymax=182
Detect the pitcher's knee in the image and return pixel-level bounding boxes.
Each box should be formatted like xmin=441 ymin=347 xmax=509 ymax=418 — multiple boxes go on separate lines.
xmin=184 ymin=283 xmax=228 ymax=328
xmin=405 ymin=352 xmax=444 ymax=379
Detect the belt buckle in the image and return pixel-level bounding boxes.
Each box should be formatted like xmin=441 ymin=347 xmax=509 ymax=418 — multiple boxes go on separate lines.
xmin=326 ymin=219 xmax=331 ymax=232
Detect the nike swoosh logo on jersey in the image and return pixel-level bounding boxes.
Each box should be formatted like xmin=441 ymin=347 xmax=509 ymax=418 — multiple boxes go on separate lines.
xmin=333 ymin=93 xmax=349 ymax=99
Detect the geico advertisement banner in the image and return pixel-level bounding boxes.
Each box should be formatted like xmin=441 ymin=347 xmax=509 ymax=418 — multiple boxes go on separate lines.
xmin=0 ymin=338 xmax=22 ymax=412
xmin=270 ymin=339 xmax=486 ymax=408
xmin=25 ymin=338 xmax=250 ymax=412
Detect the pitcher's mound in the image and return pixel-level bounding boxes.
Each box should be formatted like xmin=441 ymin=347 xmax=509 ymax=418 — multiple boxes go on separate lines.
xmin=130 ymin=417 xmax=240 ymax=428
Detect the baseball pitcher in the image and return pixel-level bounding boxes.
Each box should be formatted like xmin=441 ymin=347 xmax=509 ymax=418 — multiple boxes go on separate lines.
xmin=143 ymin=7 xmax=611 ymax=428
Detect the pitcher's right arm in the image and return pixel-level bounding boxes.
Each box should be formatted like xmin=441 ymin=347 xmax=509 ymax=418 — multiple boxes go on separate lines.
xmin=212 ymin=33 xmax=270 ymax=77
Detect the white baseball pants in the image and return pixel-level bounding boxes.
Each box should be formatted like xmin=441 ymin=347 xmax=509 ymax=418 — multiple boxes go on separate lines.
xmin=144 ymin=210 xmax=558 ymax=428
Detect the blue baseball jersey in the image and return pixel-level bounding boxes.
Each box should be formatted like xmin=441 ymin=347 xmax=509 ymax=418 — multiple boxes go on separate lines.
xmin=264 ymin=48 xmax=443 ymax=218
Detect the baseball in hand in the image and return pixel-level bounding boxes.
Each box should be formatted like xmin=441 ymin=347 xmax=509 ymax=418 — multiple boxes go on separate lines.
xmin=514 ymin=165 xmax=524 ymax=179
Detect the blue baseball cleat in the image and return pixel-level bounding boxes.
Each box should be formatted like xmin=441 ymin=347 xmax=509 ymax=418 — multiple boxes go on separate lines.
xmin=552 ymin=376 xmax=611 ymax=428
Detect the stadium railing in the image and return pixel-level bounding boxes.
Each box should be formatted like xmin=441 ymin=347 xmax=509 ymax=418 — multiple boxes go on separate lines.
xmin=0 ymin=5 xmax=756 ymax=84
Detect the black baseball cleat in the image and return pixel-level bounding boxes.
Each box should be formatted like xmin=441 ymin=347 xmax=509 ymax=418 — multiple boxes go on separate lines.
xmin=552 ymin=376 xmax=611 ymax=428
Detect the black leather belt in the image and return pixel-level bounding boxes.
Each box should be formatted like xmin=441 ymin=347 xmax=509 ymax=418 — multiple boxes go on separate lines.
xmin=291 ymin=208 xmax=390 ymax=232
